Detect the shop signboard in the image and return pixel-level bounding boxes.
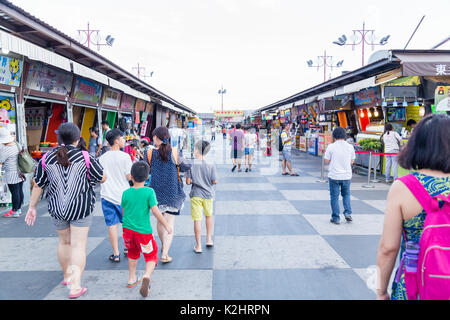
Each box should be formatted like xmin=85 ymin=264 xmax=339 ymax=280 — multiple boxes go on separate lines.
xmin=384 ymin=86 xmax=419 ymax=99
xmin=135 ymin=111 xmax=140 ymax=124
xmin=135 ymin=99 xmax=146 ymax=112
xmin=120 ymin=94 xmax=135 ymax=111
xmin=353 ymin=86 xmax=381 ymax=107
xmin=435 ymin=86 xmax=450 ymax=112
xmin=145 ymin=102 xmax=154 ymax=114
xmin=25 ymin=61 xmax=73 ymax=96
xmin=0 ymin=55 xmax=23 ymax=87
xmin=73 ymin=77 xmax=102 ymax=104
xmin=214 ymin=110 xmax=243 ymax=117
xmin=140 ymin=121 xmax=148 ymax=136
xmin=102 ymin=88 xmax=122 ymax=108
xmin=0 ymin=95 xmax=16 ymax=125
xmin=299 ymin=136 xmax=307 ymax=152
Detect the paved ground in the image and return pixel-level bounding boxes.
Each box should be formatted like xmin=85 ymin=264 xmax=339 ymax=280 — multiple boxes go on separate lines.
xmin=0 ymin=135 xmax=394 ymax=300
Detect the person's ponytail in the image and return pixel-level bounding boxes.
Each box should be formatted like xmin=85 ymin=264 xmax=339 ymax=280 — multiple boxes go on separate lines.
xmin=56 ymin=145 xmax=71 ymax=167
xmin=152 ymin=126 xmax=171 ymax=162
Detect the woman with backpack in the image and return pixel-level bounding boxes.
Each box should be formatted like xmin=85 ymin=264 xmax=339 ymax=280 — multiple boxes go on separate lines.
xmin=25 ymin=123 xmax=106 ymax=299
xmin=381 ymin=123 xmax=403 ymax=183
xmin=0 ymin=127 xmax=25 ymax=218
xmin=145 ymin=126 xmax=186 ymax=263
xmin=376 ymin=114 xmax=450 ymax=300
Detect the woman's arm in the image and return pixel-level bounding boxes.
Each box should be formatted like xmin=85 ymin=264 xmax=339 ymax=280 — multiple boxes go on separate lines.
xmin=25 ymin=184 xmax=44 ymax=226
xmin=376 ymin=181 xmax=404 ymax=299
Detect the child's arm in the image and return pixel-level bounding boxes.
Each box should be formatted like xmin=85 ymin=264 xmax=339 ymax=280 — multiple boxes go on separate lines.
xmin=150 ymin=205 xmax=172 ymax=234
xmin=186 ymin=177 xmax=192 ymax=185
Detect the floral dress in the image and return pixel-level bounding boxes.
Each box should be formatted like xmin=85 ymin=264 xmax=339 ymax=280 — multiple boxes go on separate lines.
xmin=391 ymin=172 xmax=450 ymax=300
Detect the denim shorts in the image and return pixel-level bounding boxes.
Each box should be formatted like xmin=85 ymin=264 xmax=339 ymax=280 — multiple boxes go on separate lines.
xmin=245 ymin=148 xmax=254 ymax=155
xmin=282 ymin=148 xmax=292 ymax=162
xmin=52 ymin=213 xmax=93 ymax=230
xmin=101 ymin=199 xmax=123 ymax=226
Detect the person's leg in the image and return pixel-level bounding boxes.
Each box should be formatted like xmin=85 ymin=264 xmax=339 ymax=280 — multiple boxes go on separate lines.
xmin=282 ymin=158 xmax=287 ymax=174
xmin=56 ymin=227 xmax=72 ymax=283
xmin=108 ymin=224 xmax=120 ymax=258
xmin=7 ymin=183 xmax=20 ymax=212
xmin=140 ymin=261 xmax=156 ymax=297
xmin=392 ymin=155 xmax=399 ymax=181
xmin=329 ymin=178 xmax=341 ymax=223
xmin=161 ymin=213 xmax=176 ymax=259
xmin=385 ymin=155 xmax=392 ymax=182
xmin=204 ymin=199 xmax=214 ymax=246
xmin=194 ymin=220 xmax=202 ymax=252
xmin=341 ymin=180 xmax=352 ymax=219
xmin=69 ymin=225 xmax=90 ymax=295
xmin=128 ymin=258 xmax=138 ymax=284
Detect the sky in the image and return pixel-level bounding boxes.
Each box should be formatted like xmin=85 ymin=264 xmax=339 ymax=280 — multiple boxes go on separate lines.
xmin=10 ymin=0 xmax=450 ymax=113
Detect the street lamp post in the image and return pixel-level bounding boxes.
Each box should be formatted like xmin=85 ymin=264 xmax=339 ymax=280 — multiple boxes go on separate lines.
xmin=132 ymin=63 xmax=154 ymax=81
xmin=218 ymin=86 xmax=227 ymax=128
xmin=307 ymin=50 xmax=344 ymax=82
xmin=333 ymin=22 xmax=390 ymax=67
xmin=77 ymin=22 xmax=115 ymax=51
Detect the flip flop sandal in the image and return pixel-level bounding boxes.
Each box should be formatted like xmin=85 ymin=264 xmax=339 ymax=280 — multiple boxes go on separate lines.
xmin=140 ymin=278 xmax=151 ymax=298
xmin=127 ymin=278 xmax=140 ymax=288
xmin=109 ymin=254 xmax=120 ymax=263
xmin=206 ymin=242 xmax=214 ymax=247
xmin=160 ymin=255 xmax=173 ymax=263
xmin=69 ymin=287 xmax=87 ymax=299
xmin=61 ymin=280 xmax=72 ymax=286
xmin=282 ymin=172 xmax=289 ymax=175
xmin=290 ymin=173 xmax=299 ymax=176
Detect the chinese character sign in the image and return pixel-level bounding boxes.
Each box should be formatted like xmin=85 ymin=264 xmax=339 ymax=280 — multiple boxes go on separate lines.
xmin=73 ymin=77 xmax=102 ymax=103
xmin=25 ymin=61 xmax=73 ymax=95
xmin=0 ymin=55 xmax=23 ymax=87
xmin=214 ymin=110 xmax=244 ymax=117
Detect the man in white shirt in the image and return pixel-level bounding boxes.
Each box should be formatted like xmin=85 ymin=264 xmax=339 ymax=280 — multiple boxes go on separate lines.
xmin=244 ymin=127 xmax=258 ymax=172
xmin=324 ymin=127 xmax=356 ymax=224
xmin=99 ymin=129 xmax=133 ymax=262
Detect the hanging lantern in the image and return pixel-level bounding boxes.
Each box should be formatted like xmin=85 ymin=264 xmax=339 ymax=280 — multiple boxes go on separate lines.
xmin=367 ymin=108 xmax=372 ymax=117
xmin=419 ymin=106 xmax=425 ymax=116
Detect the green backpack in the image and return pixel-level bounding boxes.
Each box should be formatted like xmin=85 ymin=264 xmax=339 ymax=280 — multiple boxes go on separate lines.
xmin=15 ymin=142 xmax=36 ymax=173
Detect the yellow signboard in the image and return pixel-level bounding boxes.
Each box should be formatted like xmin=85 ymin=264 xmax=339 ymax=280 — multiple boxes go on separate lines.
xmin=214 ymin=110 xmax=243 ymax=117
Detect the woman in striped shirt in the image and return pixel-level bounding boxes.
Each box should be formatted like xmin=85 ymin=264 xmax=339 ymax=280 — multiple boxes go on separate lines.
xmin=25 ymin=123 xmax=106 ymax=299
xmin=0 ymin=127 xmax=25 ymax=218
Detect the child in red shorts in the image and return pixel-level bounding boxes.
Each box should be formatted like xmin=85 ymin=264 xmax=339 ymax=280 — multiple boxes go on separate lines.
xmin=121 ymin=161 xmax=172 ymax=298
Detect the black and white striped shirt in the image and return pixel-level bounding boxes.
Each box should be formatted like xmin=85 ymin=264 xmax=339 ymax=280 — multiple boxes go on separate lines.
xmin=34 ymin=145 xmax=104 ymax=221
xmin=0 ymin=144 xmax=24 ymax=184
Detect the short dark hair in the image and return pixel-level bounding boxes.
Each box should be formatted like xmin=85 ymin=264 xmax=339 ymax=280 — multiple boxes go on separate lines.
xmin=195 ymin=140 xmax=211 ymax=155
xmin=89 ymin=127 xmax=99 ymax=135
xmin=101 ymin=120 xmax=109 ymax=126
xmin=236 ymin=124 xmax=241 ymax=129
xmin=332 ymin=127 xmax=347 ymax=140
xmin=106 ymin=128 xmax=123 ymax=146
xmin=130 ymin=161 xmax=150 ymax=183
xmin=398 ymin=114 xmax=450 ymax=173
xmin=407 ymin=119 xmax=417 ymax=126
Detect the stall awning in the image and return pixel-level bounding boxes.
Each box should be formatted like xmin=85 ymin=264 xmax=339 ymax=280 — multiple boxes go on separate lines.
xmin=393 ymin=50 xmax=450 ymax=76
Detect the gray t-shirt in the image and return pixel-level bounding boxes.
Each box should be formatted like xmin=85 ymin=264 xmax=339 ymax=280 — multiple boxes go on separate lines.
xmin=185 ymin=160 xmax=218 ymax=199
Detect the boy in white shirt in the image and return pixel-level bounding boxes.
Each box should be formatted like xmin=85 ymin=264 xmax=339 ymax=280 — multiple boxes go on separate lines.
xmin=99 ymin=129 xmax=133 ymax=262
xmin=324 ymin=127 xmax=356 ymax=224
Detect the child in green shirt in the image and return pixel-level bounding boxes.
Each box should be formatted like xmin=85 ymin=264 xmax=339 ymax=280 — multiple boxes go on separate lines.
xmin=121 ymin=161 xmax=172 ymax=298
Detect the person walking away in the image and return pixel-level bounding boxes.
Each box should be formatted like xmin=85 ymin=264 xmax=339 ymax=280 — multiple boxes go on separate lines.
xmin=169 ymin=124 xmax=186 ymax=158
xmin=100 ymin=120 xmax=111 ymax=155
xmin=88 ymin=127 xmax=101 ymax=158
xmin=280 ymin=123 xmax=299 ymax=176
xmin=0 ymin=128 xmax=25 ymax=218
xmin=382 ymin=123 xmax=403 ymax=183
xmin=230 ymin=124 xmax=245 ymax=172
xmin=244 ymin=127 xmax=257 ymax=172
xmin=99 ymin=129 xmax=133 ymax=263
xmin=25 ymin=122 xmax=106 ymax=299
xmin=222 ymin=126 xmax=227 ymax=139
xmin=121 ymin=161 xmax=172 ymax=297
xmin=324 ymin=127 xmax=355 ymax=224
xmin=185 ymin=140 xmax=218 ymax=253
xmin=376 ymin=114 xmax=450 ymax=300
xmin=211 ymin=126 xmax=216 ymax=141
xmin=148 ymin=126 xmax=186 ymax=263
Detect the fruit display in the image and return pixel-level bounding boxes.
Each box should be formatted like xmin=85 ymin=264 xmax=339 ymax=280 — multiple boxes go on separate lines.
xmin=39 ymin=142 xmax=51 ymax=147
xmin=125 ymin=134 xmax=139 ymax=142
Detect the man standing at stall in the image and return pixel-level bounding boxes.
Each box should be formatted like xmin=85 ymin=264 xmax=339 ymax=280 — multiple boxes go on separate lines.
xmin=324 ymin=127 xmax=356 ymax=225
xmin=280 ymin=122 xmax=299 ymax=176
